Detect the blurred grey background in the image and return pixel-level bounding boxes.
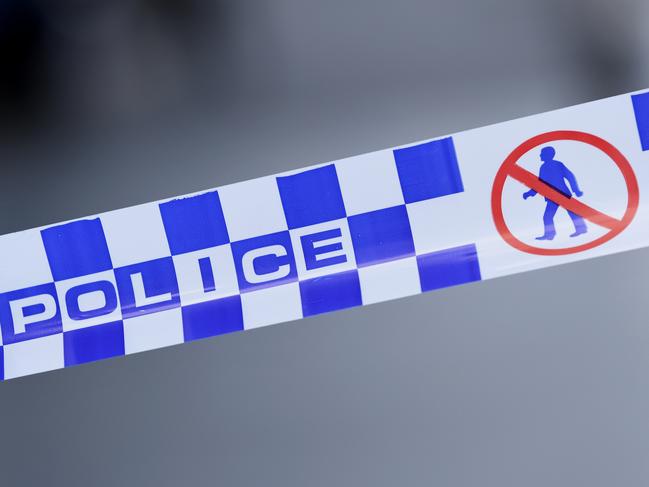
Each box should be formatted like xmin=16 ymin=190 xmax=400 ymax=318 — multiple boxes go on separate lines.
xmin=1 ymin=1 xmax=648 ymax=486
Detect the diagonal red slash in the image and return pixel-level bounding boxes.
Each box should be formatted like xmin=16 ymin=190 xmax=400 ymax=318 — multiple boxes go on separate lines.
xmin=492 ymin=130 xmax=638 ymax=256
xmin=508 ymin=164 xmax=621 ymax=230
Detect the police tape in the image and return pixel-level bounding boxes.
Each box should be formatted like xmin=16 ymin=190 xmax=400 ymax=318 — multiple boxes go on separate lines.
xmin=0 ymin=89 xmax=648 ymax=381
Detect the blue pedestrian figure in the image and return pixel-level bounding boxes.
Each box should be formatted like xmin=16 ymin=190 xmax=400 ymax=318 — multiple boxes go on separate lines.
xmin=522 ymin=146 xmax=587 ymax=240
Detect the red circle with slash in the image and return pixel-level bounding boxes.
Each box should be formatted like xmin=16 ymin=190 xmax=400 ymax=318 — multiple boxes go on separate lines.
xmin=491 ymin=130 xmax=639 ymax=256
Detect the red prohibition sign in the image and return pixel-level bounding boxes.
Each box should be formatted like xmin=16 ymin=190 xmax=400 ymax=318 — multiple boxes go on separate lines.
xmin=491 ymin=130 xmax=639 ymax=256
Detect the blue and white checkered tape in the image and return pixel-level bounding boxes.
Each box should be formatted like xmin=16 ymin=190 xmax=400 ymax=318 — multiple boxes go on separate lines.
xmin=1 ymin=89 xmax=648 ymax=381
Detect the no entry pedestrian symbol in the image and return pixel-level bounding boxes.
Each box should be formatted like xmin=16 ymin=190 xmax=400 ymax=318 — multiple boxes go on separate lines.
xmin=491 ymin=130 xmax=639 ymax=256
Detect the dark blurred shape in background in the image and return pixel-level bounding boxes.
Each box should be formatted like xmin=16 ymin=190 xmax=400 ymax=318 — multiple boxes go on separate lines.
xmin=0 ymin=0 xmax=230 ymax=130
xmin=0 ymin=0 xmax=48 ymax=125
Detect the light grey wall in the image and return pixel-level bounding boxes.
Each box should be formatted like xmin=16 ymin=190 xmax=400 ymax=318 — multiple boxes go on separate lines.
xmin=0 ymin=1 xmax=648 ymax=485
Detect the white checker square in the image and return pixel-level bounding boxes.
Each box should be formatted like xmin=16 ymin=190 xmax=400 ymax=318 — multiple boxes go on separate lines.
xmin=219 ymin=176 xmax=288 ymax=241
xmin=241 ymin=282 xmax=302 ymax=330
xmin=336 ymin=150 xmax=404 ymax=216
xmin=290 ymin=218 xmax=357 ymax=280
xmin=406 ymin=192 xmax=478 ymax=255
xmin=0 ymin=229 xmax=53 ymax=293
xmin=123 ymin=307 xmax=184 ymax=354
xmin=55 ymin=270 xmax=122 ymax=332
xmin=102 ymin=203 xmax=171 ymax=267
xmin=358 ymin=257 xmax=421 ymax=305
xmin=173 ymin=244 xmax=239 ymax=306
xmin=4 ymin=333 xmax=64 ymax=380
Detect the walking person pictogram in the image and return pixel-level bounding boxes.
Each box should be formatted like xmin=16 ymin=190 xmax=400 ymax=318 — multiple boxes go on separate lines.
xmin=492 ymin=130 xmax=638 ymax=256
xmin=522 ymin=146 xmax=587 ymax=240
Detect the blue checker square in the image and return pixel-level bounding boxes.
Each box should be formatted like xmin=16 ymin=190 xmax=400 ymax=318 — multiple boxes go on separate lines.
xmin=632 ymin=91 xmax=649 ymax=151
xmin=393 ymin=137 xmax=464 ymax=204
xmin=348 ymin=205 xmax=415 ymax=267
xmin=160 ymin=191 xmax=230 ymax=255
xmin=115 ymin=257 xmax=180 ymax=319
xmin=41 ymin=219 xmax=113 ymax=281
xmin=299 ymin=270 xmax=362 ymax=317
xmin=64 ymin=321 xmax=125 ymax=366
xmin=231 ymin=231 xmax=297 ymax=292
xmin=417 ymin=244 xmax=481 ymax=292
xmin=0 ymin=283 xmax=62 ymax=345
xmin=277 ymin=164 xmax=346 ymax=229
xmin=182 ymin=295 xmax=244 ymax=342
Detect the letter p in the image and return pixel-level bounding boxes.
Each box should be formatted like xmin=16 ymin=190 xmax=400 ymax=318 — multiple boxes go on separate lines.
xmin=0 ymin=284 xmax=62 ymax=344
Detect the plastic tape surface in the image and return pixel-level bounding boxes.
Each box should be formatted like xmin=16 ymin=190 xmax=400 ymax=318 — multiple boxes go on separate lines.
xmin=1 ymin=90 xmax=648 ymax=381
